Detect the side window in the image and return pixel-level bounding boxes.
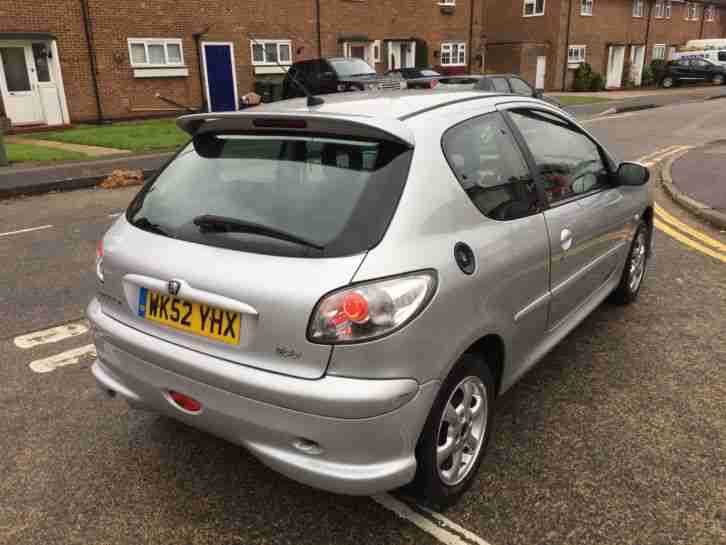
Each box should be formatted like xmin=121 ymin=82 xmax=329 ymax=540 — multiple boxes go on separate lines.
xmin=508 ymin=110 xmax=609 ymax=205
xmin=443 ymin=113 xmax=540 ymax=221
xmin=491 ymin=77 xmax=511 ymax=92
xmin=509 ymin=77 xmax=534 ymax=96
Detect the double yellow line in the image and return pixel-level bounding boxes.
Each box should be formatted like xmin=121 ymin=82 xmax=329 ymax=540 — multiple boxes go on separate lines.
xmin=636 ymin=146 xmax=726 ymax=264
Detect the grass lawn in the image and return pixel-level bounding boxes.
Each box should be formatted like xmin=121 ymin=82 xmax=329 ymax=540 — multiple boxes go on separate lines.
xmin=26 ymin=118 xmax=189 ymax=153
xmin=6 ymin=143 xmax=88 ymax=163
xmin=553 ymin=95 xmax=615 ymax=106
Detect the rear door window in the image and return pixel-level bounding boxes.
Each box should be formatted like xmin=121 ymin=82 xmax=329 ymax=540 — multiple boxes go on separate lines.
xmin=442 ymin=112 xmax=541 ymax=221
xmin=127 ymin=134 xmax=411 ymax=257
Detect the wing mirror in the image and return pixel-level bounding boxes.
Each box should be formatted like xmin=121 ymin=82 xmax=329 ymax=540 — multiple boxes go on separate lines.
xmin=617 ymin=162 xmax=650 ymax=186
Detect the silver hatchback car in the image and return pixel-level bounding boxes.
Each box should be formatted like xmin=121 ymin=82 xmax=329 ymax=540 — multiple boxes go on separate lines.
xmin=89 ymin=90 xmax=652 ymax=508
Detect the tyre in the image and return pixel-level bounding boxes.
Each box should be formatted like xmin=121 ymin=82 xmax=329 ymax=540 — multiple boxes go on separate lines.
xmin=609 ymin=220 xmax=650 ymax=305
xmin=712 ymin=74 xmax=725 ymax=85
xmin=410 ymin=354 xmax=495 ymax=510
xmin=661 ymin=76 xmax=675 ymax=88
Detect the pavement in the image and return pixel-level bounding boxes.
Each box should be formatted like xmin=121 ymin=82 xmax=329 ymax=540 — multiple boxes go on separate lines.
xmin=0 ymin=152 xmax=172 ymax=198
xmin=5 ymin=136 xmax=130 ymax=157
xmin=1 ymin=98 xmax=725 ymax=545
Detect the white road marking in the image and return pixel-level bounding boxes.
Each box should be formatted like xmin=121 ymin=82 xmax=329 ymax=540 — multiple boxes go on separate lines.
xmin=108 ymin=212 xmax=122 ymax=218
xmin=29 ymin=344 xmax=96 ymax=374
xmin=0 ymin=225 xmax=53 ymax=238
xmin=372 ymin=493 xmax=492 ymax=545
xmin=581 ymin=112 xmax=636 ymax=123
xmin=14 ymin=322 xmax=89 ymax=349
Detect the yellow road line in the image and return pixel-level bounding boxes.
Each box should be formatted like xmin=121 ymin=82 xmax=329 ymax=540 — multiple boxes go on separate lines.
xmin=640 ymin=145 xmax=693 ymax=167
xmin=654 ymin=219 xmax=726 ymax=264
xmin=635 ymin=145 xmax=683 ymax=164
xmin=654 ymin=203 xmax=726 ymax=253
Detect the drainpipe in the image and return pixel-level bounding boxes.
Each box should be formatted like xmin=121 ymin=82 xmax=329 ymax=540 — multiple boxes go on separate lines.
xmin=80 ymin=0 xmax=105 ymax=123
xmin=192 ymin=27 xmax=210 ymax=112
xmin=316 ymin=0 xmax=323 ymax=56
xmin=644 ymin=0 xmax=653 ymax=56
xmin=698 ymin=3 xmax=706 ymax=38
xmin=561 ymin=0 xmax=574 ymax=91
xmin=468 ymin=0 xmax=475 ymax=72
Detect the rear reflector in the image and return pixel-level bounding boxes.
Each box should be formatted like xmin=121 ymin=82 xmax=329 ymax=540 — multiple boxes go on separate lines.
xmin=253 ymin=118 xmax=307 ymax=129
xmin=169 ymin=391 xmax=202 ymax=413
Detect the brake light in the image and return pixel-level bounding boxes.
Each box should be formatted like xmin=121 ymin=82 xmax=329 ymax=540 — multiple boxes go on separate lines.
xmin=95 ymin=239 xmax=104 ymax=283
xmin=430 ymin=79 xmax=439 ymax=89
xmin=169 ymin=391 xmax=202 ymax=413
xmin=308 ymin=271 xmax=437 ymax=344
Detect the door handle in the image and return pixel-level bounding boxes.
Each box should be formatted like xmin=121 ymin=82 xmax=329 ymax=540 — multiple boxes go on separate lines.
xmin=560 ymin=229 xmax=573 ymax=251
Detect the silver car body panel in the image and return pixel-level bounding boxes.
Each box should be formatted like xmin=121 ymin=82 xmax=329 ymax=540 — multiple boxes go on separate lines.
xmin=89 ymin=90 xmax=653 ymax=495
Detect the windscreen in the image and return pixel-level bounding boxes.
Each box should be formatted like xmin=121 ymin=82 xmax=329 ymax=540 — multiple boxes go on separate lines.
xmin=127 ymin=134 xmax=411 ymax=257
xmin=329 ymin=58 xmax=376 ymax=77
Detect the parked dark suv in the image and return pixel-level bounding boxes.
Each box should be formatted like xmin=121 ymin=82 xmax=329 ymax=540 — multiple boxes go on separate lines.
xmin=660 ymin=58 xmax=726 ymax=88
xmin=282 ymin=58 xmax=402 ymax=99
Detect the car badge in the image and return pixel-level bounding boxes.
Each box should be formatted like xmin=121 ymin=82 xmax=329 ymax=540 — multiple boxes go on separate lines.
xmin=167 ymin=280 xmax=181 ymax=296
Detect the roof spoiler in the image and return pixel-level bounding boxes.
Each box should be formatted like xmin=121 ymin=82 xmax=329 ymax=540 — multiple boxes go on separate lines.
xmin=177 ymin=111 xmax=416 ymax=148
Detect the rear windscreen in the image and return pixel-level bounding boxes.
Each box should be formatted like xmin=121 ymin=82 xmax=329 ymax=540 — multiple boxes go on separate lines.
xmin=127 ymin=134 xmax=411 ymax=257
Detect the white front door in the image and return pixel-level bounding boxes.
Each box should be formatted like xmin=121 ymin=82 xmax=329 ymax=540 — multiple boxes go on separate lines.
xmin=606 ymin=45 xmax=626 ymax=88
xmin=630 ymin=45 xmax=646 ymax=86
xmin=0 ymin=44 xmax=44 ymax=125
xmin=388 ymin=41 xmax=416 ymax=70
xmin=535 ymin=56 xmax=547 ymax=89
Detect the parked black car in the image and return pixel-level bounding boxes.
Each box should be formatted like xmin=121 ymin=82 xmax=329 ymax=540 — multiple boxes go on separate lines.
xmin=436 ymin=74 xmax=563 ymax=107
xmin=385 ymin=67 xmax=441 ymax=89
xmin=659 ymin=58 xmax=726 ymax=88
xmin=282 ymin=58 xmax=402 ymax=99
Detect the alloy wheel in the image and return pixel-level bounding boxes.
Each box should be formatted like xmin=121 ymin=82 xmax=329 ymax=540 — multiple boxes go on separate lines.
xmin=436 ymin=376 xmax=488 ymax=486
xmin=628 ymin=230 xmax=647 ymax=293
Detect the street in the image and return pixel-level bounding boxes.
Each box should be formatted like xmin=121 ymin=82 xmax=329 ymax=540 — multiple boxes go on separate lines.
xmin=1 ymin=99 xmax=725 ymax=545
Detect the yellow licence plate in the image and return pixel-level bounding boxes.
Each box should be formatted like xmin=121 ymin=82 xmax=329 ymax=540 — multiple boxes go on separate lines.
xmin=138 ymin=288 xmax=241 ymax=345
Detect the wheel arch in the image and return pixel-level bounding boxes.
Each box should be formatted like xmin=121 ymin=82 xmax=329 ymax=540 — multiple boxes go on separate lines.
xmin=461 ymin=334 xmax=506 ymax=398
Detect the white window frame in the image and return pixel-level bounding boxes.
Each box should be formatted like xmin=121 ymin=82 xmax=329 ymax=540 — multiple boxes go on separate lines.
xmin=665 ymin=0 xmax=672 ymax=18
xmin=523 ymin=0 xmax=546 ymax=17
xmin=654 ymin=0 xmax=664 ymax=18
xmin=438 ymin=0 xmax=456 ymax=5
xmin=440 ymin=42 xmax=467 ymax=66
xmin=250 ymin=39 xmax=293 ymax=66
xmin=705 ymin=5 xmax=715 ymax=22
xmin=686 ymin=2 xmax=699 ymax=20
xmin=653 ymin=44 xmax=667 ymax=60
xmin=568 ymin=45 xmax=587 ymax=66
xmin=632 ymin=0 xmax=644 ymax=18
xmin=127 ymin=38 xmax=184 ymax=68
xmin=581 ymin=0 xmax=593 ymax=16
xmin=342 ymin=41 xmax=381 ymax=65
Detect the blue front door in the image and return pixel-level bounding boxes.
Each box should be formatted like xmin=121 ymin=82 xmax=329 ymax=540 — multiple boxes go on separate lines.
xmin=203 ymin=44 xmax=236 ymax=112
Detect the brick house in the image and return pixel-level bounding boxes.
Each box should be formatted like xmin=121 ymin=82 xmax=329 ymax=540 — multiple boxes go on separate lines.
xmin=482 ymin=0 xmax=726 ymax=91
xmin=0 ymin=0 xmax=481 ymax=129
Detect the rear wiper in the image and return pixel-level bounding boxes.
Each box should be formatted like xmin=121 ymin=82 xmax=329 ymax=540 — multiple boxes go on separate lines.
xmin=132 ymin=217 xmax=172 ymax=237
xmin=192 ymin=215 xmax=324 ymax=251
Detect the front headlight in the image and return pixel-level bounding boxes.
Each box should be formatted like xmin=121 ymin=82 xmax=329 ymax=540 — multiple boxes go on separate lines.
xmin=307 ymin=271 xmax=437 ymax=344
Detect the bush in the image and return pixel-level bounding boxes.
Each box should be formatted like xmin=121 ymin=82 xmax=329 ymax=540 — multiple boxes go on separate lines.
xmin=650 ymin=59 xmax=667 ymax=81
xmin=572 ymin=63 xmax=593 ymax=91
xmin=641 ymin=66 xmax=655 ymax=86
xmin=590 ymin=72 xmax=605 ymax=91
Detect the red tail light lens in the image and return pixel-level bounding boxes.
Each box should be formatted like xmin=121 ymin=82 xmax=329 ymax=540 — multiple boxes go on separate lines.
xmin=95 ymin=238 xmax=105 ymax=283
xmin=308 ymin=271 xmax=437 ymax=344
xmin=169 ymin=391 xmax=202 ymax=413
xmin=430 ymin=79 xmax=439 ymax=89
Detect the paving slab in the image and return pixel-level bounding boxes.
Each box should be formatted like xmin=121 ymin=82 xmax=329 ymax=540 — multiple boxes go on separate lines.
xmin=5 ymin=136 xmax=130 ymax=157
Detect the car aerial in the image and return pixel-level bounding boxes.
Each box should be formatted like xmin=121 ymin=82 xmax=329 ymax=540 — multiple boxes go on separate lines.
xmin=282 ymin=57 xmax=403 ymax=99
xmin=89 ymin=89 xmax=653 ymax=509
xmin=385 ymin=67 xmax=441 ymax=89
xmin=659 ymin=58 xmax=726 ymax=88
xmin=435 ymin=74 xmax=563 ymax=108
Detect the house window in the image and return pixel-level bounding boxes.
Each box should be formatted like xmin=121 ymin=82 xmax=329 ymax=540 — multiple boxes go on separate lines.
xmin=654 ymin=0 xmax=672 ymax=18
xmin=686 ymin=2 xmax=699 ymax=20
xmin=581 ymin=0 xmax=593 ymax=16
xmin=568 ymin=45 xmax=586 ymax=65
xmin=705 ymin=5 xmax=716 ymax=22
xmin=373 ymin=40 xmax=381 ymax=63
xmin=523 ymin=0 xmax=545 ymax=17
xmin=440 ymin=42 xmax=466 ymax=66
xmin=653 ymin=44 xmax=667 ymax=60
xmin=632 ymin=0 xmax=644 ymax=18
xmin=250 ymin=39 xmax=292 ymax=66
xmin=438 ymin=0 xmax=456 ymax=5
xmin=128 ymin=38 xmax=184 ymax=67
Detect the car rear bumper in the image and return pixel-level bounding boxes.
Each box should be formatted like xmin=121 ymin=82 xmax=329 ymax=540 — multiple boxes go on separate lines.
xmin=87 ymin=298 xmax=439 ymax=495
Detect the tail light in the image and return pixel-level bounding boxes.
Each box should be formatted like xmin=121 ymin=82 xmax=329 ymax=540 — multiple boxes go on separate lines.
xmin=430 ymin=79 xmax=439 ymax=89
xmin=307 ymin=271 xmax=437 ymax=345
xmin=95 ymin=238 xmax=104 ymax=283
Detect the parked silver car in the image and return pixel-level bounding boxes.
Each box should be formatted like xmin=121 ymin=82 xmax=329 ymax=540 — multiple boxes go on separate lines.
xmin=89 ymin=90 xmax=652 ymax=508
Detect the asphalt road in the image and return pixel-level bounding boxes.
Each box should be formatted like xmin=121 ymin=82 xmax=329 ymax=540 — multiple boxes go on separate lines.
xmin=1 ymin=99 xmax=725 ymax=545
